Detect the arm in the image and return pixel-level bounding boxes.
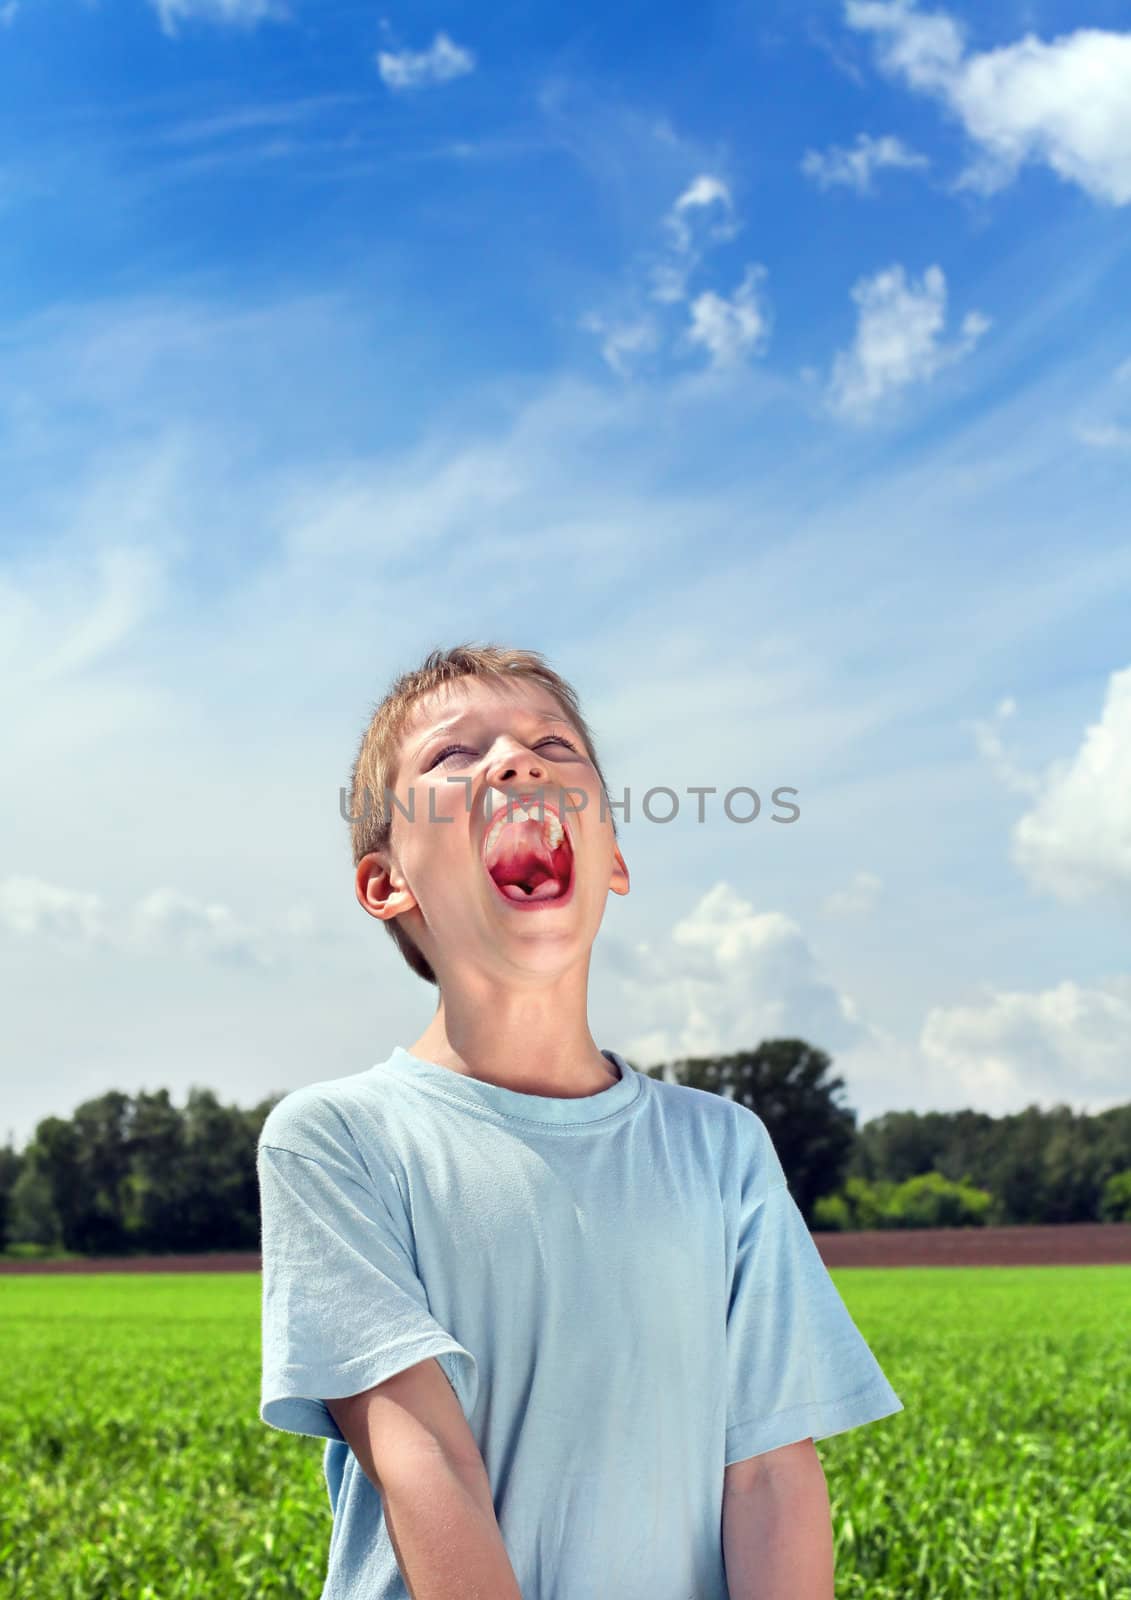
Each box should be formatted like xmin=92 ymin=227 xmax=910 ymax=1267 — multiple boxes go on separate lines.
xmin=378 ymin=1449 xmax=523 ymax=1600
xmin=326 ymin=1357 xmax=523 ymax=1600
xmin=721 ymin=1437 xmax=834 ymax=1600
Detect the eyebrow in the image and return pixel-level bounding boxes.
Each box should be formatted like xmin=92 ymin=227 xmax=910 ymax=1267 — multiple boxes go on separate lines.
xmin=413 ymin=710 xmax=574 ymax=762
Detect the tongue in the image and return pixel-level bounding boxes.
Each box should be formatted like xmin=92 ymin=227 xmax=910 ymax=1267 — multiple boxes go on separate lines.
xmin=487 ymin=825 xmax=571 ymax=901
xmin=497 ymin=878 xmax=565 ymax=902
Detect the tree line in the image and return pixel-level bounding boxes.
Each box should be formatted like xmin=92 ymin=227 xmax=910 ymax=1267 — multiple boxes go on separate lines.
xmin=3 ymin=1039 xmax=1130 ymax=1256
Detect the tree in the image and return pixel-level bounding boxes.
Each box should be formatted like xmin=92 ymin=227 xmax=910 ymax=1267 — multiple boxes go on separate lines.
xmin=32 ymin=1117 xmax=84 ymax=1252
xmin=0 ymin=1138 xmax=23 ymax=1249
xmin=175 ymin=1088 xmax=262 ymax=1251
xmin=70 ymin=1092 xmax=134 ymax=1254
xmin=6 ymin=1154 xmax=62 ymax=1249
xmin=123 ymin=1089 xmax=189 ymax=1252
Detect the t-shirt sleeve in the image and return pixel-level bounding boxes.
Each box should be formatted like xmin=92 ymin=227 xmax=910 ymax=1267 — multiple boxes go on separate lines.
xmin=725 ymin=1106 xmax=904 ymax=1466
xmin=256 ymin=1089 xmax=478 ymax=1443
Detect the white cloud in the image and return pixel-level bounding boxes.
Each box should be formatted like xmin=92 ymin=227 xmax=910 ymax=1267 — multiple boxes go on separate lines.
xmin=128 ymin=888 xmax=275 ymax=969
xmin=583 ymin=169 xmax=760 ymax=375
xmin=1075 ymin=423 xmax=1131 ymax=452
xmin=663 ymin=174 xmax=736 ymax=251
xmin=150 ymin=0 xmax=284 ymax=36
xmin=612 ymin=881 xmax=868 ymax=1068
xmin=801 ymin=131 xmax=929 ymax=192
xmin=651 ymin=172 xmax=740 ymax=303
xmin=4 ymin=287 xmax=1131 ymax=1140
xmin=685 ymin=265 xmax=771 ymax=368
xmin=0 ymin=877 xmax=107 ymax=945
xmin=921 ymin=975 xmax=1131 ymax=1114
xmin=577 ymin=313 xmax=661 ymax=379
xmin=965 ymin=696 xmax=1042 ymax=798
xmin=826 ymin=262 xmax=990 ymax=422
xmin=282 ymin=903 xmax=318 ymax=938
xmin=1009 ymin=665 xmax=1131 ymax=908
xmin=2 ymin=544 xmax=166 ymax=690
xmin=806 ymin=16 xmax=869 ymax=86
xmin=377 ymin=31 xmax=476 ymax=92
xmin=821 ymin=870 xmax=883 ymax=917
xmin=0 ymin=873 xmax=287 ymax=969
xmin=649 ymin=263 xmax=694 ymax=306
xmin=1071 ymin=356 xmax=1131 ymax=452
xmin=160 ymin=96 xmax=363 ymax=147
xmin=845 ymin=1 xmax=1131 ymax=205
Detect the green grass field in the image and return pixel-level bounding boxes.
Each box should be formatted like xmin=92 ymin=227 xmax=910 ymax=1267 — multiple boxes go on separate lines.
xmin=1 ymin=1267 xmax=1128 ymax=1599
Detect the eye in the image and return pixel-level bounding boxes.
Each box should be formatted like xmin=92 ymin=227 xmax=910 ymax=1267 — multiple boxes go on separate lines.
xmin=428 ymin=735 xmax=578 ymax=770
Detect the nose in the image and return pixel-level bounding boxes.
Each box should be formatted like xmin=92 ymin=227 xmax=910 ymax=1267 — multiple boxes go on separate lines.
xmin=485 ymin=743 xmax=547 ymax=793
xmin=484 ymin=741 xmax=565 ymax=823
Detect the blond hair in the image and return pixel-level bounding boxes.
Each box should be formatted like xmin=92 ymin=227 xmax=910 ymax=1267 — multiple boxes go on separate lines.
xmin=346 ymin=643 xmax=617 ymax=986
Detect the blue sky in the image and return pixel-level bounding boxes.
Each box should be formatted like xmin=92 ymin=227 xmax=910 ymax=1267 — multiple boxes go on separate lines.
xmin=2 ymin=0 xmax=1130 ymax=1147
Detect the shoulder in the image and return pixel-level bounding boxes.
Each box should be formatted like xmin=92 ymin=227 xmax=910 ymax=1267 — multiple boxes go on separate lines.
xmin=257 ymin=1065 xmax=391 ymax=1169
xmin=639 ymin=1069 xmax=735 ymax=1122
xmin=638 ymin=1072 xmax=782 ymax=1185
xmin=643 ymin=1070 xmax=768 ymax=1138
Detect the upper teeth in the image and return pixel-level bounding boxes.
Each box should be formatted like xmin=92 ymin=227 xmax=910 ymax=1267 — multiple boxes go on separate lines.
xmin=485 ymin=804 xmax=565 ymax=856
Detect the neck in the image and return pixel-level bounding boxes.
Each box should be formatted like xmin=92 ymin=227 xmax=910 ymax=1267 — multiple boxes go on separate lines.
xmin=406 ymin=974 xmax=616 ymax=1097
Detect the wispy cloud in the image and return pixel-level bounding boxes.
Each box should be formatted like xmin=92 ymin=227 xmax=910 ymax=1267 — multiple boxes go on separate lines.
xmin=825 ymin=262 xmax=990 ymax=422
xmin=576 ymin=313 xmax=661 ymax=379
xmin=964 ymin=697 xmax=1042 ymax=798
xmin=0 ymin=2 xmax=18 ymax=28
xmin=149 ymin=0 xmax=287 ymax=38
xmin=662 ymin=174 xmax=737 ymax=256
xmin=582 ymin=171 xmax=770 ymax=378
xmin=648 ymin=173 xmax=741 ymax=304
xmin=1072 ymin=355 xmax=1131 ymax=453
xmin=1075 ymin=423 xmax=1131 ymax=452
xmin=845 ymin=1 xmax=1131 ymax=204
xmin=7 ymin=545 xmax=167 ymax=688
xmin=801 ymin=131 xmax=929 ymax=193
xmin=377 ymin=31 xmax=476 ymax=92
xmin=821 ymin=871 xmax=883 ymax=917
xmin=159 ymin=95 xmax=364 ymax=146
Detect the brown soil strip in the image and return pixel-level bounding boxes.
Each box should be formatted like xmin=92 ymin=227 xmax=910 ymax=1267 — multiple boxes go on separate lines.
xmin=3 ymin=1222 xmax=1130 ymax=1273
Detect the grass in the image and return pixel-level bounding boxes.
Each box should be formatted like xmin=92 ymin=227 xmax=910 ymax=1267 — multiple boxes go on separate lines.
xmin=0 ymin=1267 xmax=1128 ymax=1598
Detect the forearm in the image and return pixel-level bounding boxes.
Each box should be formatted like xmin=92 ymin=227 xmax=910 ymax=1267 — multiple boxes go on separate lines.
xmin=380 ymin=1446 xmax=524 ymax=1600
xmin=722 ymin=1457 xmax=835 ymax=1600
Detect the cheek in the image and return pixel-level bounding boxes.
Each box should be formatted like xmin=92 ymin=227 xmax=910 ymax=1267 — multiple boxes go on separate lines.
xmin=562 ymin=781 xmax=602 ymax=832
xmin=419 ymin=776 xmax=473 ymax=822
xmin=402 ymin=808 xmax=473 ymax=890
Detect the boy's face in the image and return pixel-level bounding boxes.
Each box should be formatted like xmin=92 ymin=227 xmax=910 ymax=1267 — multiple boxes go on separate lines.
xmin=357 ymin=676 xmax=629 ymax=983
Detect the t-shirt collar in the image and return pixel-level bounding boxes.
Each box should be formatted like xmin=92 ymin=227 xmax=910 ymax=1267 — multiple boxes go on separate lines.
xmin=377 ymin=1046 xmax=642 ymax=1126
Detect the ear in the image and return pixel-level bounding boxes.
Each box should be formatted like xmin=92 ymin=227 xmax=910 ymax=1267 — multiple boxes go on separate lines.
xmin=355 ymin=851 xmax=419 ymax=922
xmin=609 ymin=842 xmax=630 ymax=897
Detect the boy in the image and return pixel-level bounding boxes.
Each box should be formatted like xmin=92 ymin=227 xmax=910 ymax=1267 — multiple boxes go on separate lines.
xmin=256 ymin=643 xmax=903 ymax=1599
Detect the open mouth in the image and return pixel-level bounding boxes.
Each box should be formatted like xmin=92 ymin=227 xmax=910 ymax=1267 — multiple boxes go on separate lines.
xmin=482 ymin=802 xmax=575 ymax=904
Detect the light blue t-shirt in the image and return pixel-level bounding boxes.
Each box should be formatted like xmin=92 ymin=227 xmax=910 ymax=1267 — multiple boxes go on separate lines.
xmin=257 ymin=1045 xmax=903 ymax=1600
